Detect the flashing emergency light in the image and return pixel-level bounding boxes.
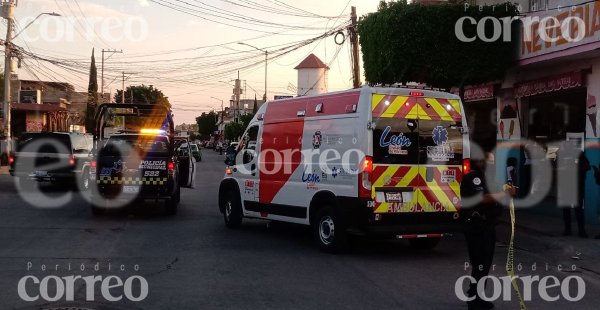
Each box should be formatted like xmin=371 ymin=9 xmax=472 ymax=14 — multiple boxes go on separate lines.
xmin=409 ymin=91 xmax=424 ymax=97
xmin=140 ymin=128 xmax=166 ymax=135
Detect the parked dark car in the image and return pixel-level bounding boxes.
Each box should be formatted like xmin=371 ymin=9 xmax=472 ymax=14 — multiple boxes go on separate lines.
xmin=10 ymin=132 xmax=93 ymax=190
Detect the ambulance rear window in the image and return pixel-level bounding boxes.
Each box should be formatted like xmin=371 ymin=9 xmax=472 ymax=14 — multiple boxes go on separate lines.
xmin=373 ymin=119 xmax=419 ymax=165
xmin=418 ymin=120 xmax=463 ymax=165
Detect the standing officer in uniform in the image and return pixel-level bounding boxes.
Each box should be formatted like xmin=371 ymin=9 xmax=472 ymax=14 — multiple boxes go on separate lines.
xmin=461 ymin=152 xmax=516 ymax=310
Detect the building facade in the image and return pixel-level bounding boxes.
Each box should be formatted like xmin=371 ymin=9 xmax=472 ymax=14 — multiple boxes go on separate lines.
xmin=462 ymin=0 xmax=600 ymax=223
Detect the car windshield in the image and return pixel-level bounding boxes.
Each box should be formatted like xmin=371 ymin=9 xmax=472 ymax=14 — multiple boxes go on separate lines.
xmin=17 ymin=133 xmax=72 ymax=153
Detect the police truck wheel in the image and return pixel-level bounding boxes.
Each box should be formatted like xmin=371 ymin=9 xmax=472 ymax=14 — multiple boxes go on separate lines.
xmin=223 ymin=190 xmax=242 ymax=229
xmin=313 ymin=205 xmax=347 ymax=253
xmin=90 ymin=195 xmax=106 ymax=216
xmin=408 ymin=237 xmax=441 ymax=250
xmin=165 ymin=187 xmax=180 ymax=216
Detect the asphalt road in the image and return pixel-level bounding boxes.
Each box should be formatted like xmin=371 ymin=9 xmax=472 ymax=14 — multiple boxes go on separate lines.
xmin=0 ymin=150 xmax=598 ymax=310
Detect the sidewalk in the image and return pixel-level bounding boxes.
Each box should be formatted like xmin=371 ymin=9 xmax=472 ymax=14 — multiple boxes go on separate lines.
xmin=496 ymin=209 xmax=600 ymax=276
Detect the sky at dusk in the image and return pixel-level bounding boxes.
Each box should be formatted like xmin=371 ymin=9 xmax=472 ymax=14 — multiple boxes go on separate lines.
xmin=2 ymin=0 xmax=380 ymax=124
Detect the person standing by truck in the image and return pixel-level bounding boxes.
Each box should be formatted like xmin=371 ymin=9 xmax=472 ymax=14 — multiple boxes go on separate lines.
xmin=461 ymin=152 xmax=516 ymax=310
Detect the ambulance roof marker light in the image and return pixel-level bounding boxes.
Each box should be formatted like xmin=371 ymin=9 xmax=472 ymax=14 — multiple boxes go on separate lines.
xmin=409 ymin=91 xmax=424 ymax=97
xmin=315 ymin=103 xmax=323 ymax=113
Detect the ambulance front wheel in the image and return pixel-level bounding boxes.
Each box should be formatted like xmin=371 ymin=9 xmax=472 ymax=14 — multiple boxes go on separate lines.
xmin=313 ymin=206 xmax=348 ymax=253
xmin=408 ymin=237 xmax=441 ymax=250
xmin=223 ymin=190 xmax=243 ymax=229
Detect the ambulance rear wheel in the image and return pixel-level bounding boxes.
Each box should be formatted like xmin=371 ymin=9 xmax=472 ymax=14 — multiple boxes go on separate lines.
xmin=408 ymin=237 xmax=441 ymax=250
xmin=223 ymin=190 xmax=242 ymax=229
xmin=313 ymin=206 xmax=347 ymax=253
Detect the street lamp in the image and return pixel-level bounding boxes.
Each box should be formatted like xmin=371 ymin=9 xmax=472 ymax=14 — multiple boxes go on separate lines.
xmin=238 ymin=42 xmax=268 ymax=101
xmin=211 ymin=97 xmax=224 ymax=141
xmin=12 ymin=12 xmax=61 ymax=39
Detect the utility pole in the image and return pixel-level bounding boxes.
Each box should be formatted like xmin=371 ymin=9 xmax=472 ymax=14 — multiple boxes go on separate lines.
xmin=121 ymin=72 xmax=135 ymax=104
xmin=2 ymin=0 xmax=15 ymax=146
xmin=101 ymin=49 xmax=122 ymax=102
xmin=350 ymin=6 xmax=361 ymax=89
xmin=237 ymin=42 xmax=268 ymax=101
xmin=263 ymin=50 xmax=267 ymax=101
xmin=234 ymin=71 xmax=241 ymax=123
xmin=121 ymin=72 xmax=134 ymax=130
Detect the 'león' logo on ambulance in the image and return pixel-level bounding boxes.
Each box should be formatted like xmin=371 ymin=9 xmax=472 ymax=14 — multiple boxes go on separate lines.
xmin=312 ymin=131 xmax=322 ymax=149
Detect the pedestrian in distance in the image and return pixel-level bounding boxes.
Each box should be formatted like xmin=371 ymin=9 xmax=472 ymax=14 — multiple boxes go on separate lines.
xmin=461 ymin=152 xmax=516 ymax=310
xmin=560 ymin=149 xmax=589 ymax=238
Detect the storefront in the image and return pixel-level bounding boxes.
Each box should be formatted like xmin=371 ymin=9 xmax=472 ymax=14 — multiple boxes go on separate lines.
xmin=493 ymin=0 xmax=600 ymax=224
xmin=462 ymin=84 xmax=498 ymax=152
xmin=11 ymin=103 xmax=68 ymax=137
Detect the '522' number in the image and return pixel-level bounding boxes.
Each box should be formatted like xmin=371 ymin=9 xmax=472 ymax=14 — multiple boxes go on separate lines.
xmin=144 ymin=171 xmax=160 ymax=177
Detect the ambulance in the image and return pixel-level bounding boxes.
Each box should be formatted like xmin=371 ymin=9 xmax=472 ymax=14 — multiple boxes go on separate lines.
xmin=219 ymin=86 xmax=470 ymax=252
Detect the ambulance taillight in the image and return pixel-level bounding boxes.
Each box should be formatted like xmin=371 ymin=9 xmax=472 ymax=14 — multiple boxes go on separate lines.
xmin=462 ymin=158 xmax=471 ymax=176
xmin=359 ymin=156 xmax=373 ymax=198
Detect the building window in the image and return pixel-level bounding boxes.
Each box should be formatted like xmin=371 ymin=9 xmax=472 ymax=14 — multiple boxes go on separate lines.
xmin=530 ymin=0 xmax=548 ymax=11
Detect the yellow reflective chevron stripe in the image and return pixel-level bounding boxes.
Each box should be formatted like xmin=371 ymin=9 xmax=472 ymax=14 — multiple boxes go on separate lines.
xmin=370 ymin=164 xmax=461 ymax=213
xmin=372 ymin=95 xmax=462 ymax=121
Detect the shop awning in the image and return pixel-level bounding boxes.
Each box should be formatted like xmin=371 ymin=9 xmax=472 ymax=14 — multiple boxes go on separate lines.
xmin=463 ymin=84 xmax=495 ymax=102
xmin=515 ymin=71 xmax=584 ymax=98
xmin=11 ymin=103 xmax=67 ymax=112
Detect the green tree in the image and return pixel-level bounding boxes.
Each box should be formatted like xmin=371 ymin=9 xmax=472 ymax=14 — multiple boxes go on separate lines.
xmin=252 ymin=94 xmax=258 ymax=114
xmin=240 ymin=113 xmax=254 ymax=129
xmin=85 ymin=48 xmax=99 ymax=133
xmin=224 ymin=122 xmax=245 ymax=141
xmin=358 ymin=2 xmax=519 ymax=88
xmin=115 ymin=84 xmax=171 ymax=109
xmin=196 ymin=111 xmax=217 ymax=136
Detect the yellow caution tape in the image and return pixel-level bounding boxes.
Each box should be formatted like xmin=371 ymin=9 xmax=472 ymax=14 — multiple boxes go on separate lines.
xmin=504 ymin=184 xmax=527 ymax=310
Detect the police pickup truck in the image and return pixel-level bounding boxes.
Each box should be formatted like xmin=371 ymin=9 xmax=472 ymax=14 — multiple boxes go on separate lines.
xmin=89 ymin=104 xmax=195 ymax=215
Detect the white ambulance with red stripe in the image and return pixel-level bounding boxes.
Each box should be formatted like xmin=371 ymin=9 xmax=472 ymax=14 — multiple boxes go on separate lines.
xmin=219 ymin=86 xmax=471 ymax=252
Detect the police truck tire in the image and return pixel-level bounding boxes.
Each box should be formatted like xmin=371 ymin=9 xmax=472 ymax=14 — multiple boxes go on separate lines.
xmin=408 ymin=237 xmax=441 ymax=250
xmin=165 ymin=187 xmax=180 ymax=216
xmin=223 ymin=190 xmax=242 ymax=229
xmin=91 ymin=206 xmax=105 ymax=216
xmin=313 ymin=205 xmax=348 ymax=253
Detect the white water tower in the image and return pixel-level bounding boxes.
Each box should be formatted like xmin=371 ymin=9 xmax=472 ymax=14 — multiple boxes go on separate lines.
xmin=295 ymin=54 xmax=329 ymax=97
